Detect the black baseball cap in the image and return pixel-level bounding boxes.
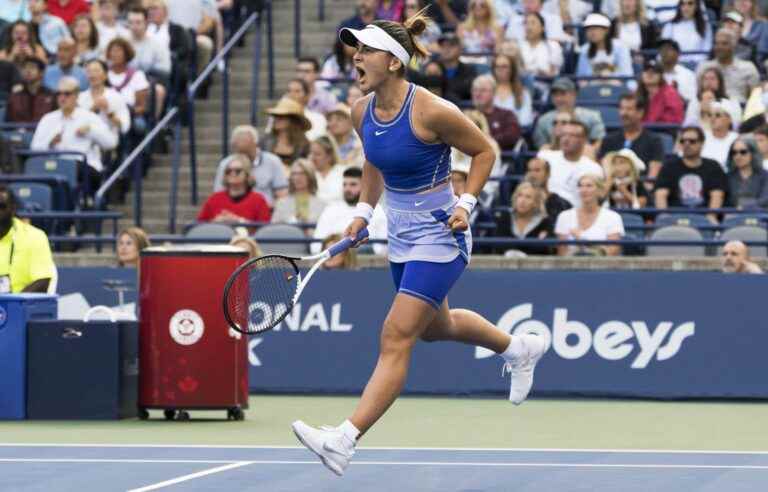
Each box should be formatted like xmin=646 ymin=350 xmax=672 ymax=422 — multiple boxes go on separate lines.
xmin=657 ymin=38 xmax=680 ymax=52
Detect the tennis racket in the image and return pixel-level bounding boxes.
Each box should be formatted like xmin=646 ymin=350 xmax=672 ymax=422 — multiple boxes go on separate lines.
xmin=222 ymin=228 xmax=369 ymax=335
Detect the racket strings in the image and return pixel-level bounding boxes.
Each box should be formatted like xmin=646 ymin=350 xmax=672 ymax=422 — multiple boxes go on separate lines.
xmin=227 ymin=256 xmax=299 ymax=334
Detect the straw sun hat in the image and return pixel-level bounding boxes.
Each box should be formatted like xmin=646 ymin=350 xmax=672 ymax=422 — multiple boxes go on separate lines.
xmin=266 ymin=97 xmax=312 ymax=131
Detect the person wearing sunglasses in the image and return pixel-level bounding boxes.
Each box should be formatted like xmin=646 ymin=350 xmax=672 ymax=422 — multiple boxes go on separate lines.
xmin=654 ymin=126 xmax=728 ymax=224
xmin=726 ymin=138 xmax=768 ymax=209
xmin=701 ymin=100 xmax=739 ymax=169
xmin=0 ymin=185 xmax=55 ymax=293
xmin=197 ymin=153 xmax=272 ymax=225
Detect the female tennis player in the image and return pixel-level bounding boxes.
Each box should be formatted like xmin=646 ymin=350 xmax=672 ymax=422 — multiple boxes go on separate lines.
xmin=292 ymin=10 xmax=547 ymax=476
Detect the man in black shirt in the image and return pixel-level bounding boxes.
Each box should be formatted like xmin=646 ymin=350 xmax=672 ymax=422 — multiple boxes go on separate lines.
xmin=436 ymin=31 xmax=477 ymax=102
xmin=654 ymin=127 xmax=728 ymax=223
xmin=598 ymin=93 xmax=664 ymax=178
xmin=525 ymin=157 xmax=572 ymax=220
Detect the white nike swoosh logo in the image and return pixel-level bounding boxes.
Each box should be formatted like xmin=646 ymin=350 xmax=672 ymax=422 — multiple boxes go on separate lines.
xmin=375 ymin=130 xmax=387 ymax=136
xmin=415 ymin=200 xmax=426 ymax=206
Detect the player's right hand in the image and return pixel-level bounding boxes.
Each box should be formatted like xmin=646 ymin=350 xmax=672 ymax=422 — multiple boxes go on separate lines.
xmin=344 ymin=218 xmax=369 ymax=247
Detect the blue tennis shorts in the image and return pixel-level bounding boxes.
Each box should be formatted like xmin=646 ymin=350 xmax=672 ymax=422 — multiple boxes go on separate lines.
xmin=390 ymin=255 xmax=466 ymax=309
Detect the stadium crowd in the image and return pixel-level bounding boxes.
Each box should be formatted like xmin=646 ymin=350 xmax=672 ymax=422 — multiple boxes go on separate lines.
xmin=189 ymin=0 xmax=768 ymax=260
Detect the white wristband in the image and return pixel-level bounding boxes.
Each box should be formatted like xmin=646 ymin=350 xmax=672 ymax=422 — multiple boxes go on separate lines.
xmin=456 ymin=193 xmax=477 ymax=215
xmin=353 ymin=202 xmax=374 ymax=224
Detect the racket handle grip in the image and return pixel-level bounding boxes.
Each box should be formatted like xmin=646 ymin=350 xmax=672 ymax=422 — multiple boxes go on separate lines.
xmin=328 ymin=228 xmax=369 ymax=257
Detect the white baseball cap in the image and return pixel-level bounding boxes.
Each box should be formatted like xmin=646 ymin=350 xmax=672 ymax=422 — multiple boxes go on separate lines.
xmin=584 ymin=13 xmax=611 ymax=29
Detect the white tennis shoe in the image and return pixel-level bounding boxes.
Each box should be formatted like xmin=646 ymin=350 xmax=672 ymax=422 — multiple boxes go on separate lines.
xmin=291 ymin=420 xmax=356 ymax=476
xmin=502 ymin=334 xmax=547 ymax=405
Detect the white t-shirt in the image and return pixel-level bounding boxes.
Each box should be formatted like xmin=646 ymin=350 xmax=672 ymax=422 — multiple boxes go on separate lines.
xmin=539 ymin=149 xmax=604 ymax=208
xmin=78 ymin=88 xmax=131 ymax=137
xmin=702 ymin=131 xmax=738 ymax=171
xmin=311 ymin=201 xmax=387 ymax=255
xmin=616 ymin=22 xmax=642 ymax=51
xmin=107 ymin=69 xmax=150 ymax=107
xmin=314 ymin=164 xmax=346 ymax=204
xmin=97 ymin=22 xmax=131 ymax=54
xmin=663 ymin=64 xmax=697 ymax=103
xmin=555 ymin=207 xmax=625 ymax=255
xmin=519 ymin=39 xmax=563 ymax=77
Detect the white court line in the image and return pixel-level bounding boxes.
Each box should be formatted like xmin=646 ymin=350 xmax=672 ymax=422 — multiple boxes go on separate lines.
xmin=0 ymin=459 xmax=238 ymax=464
xmin=126 ymin=461 xmax=252 ymax=492
xmin=1 ymin=443 xmax=768 ymax=455
xmin=2 ymin=458 xmax=768 ymax=471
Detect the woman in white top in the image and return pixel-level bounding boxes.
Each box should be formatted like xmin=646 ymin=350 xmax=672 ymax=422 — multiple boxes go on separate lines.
xmin=105 ymin=37 xmax=151 ymax=132
xmin=79 ymin=59 xmax=131 ymax=140
xmin=555 ymin=173 xmax=625 ymax=256
xmin=660 ymin=0 xmax=712 ymax=63
xmin=610 ymin=0 xmax=659 ymax=53
xmin=575 ymin=13 xmax=634 ymax=79
xmin=491 ymin=53 xmax=534 ymax=127
xmin=309 ymin=135 xmax=346 ymax=204
xmin=457 ymin=0 xmax=503 ymax=57
xmin=518 ymin=12 xmax=563 ymax=79
xmin=271 ymin=158 xmax=326 ymax=234
xmin=683 ymin=67 xmax=742 ymax=130
xmin=71 ymin=14 xmax=100 ymax=65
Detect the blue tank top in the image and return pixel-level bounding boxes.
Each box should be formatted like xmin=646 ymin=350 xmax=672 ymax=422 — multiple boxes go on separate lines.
xmin=361 ymin=83 xmax=451 ymax=193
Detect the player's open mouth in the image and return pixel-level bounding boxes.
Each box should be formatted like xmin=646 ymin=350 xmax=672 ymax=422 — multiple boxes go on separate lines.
xmin=356 ymin=67 xmax=366 ymax=83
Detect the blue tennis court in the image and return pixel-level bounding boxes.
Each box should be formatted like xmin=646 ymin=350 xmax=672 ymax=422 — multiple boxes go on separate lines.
xmin=2 ymin=444 xmax=767 ymax=491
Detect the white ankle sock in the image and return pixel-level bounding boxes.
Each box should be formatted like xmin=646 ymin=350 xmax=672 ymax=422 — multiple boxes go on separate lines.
xmin=500 ymin=335 xmax=524 ymax=361
xmin=338 ymin=419 xmax=360 ymax=443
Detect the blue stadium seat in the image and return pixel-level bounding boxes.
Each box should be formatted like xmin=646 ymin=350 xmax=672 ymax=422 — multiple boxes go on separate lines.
xmin=646 ymin=225 xmax=706 ymax=257
xmin=24 ymin=156 xmax=80 ymax=209
xmin=722 ymin=214 xmax=768 ymax=229
xmin=10 ymin=182 xmax=53 ymax=212
xmin=654 ymin=131 xmax=675 ymax=156
xmin=587 ymin=105 xmax=621 ymax=129
xmin=655 ymin=213 xmax=715 ymax=237
xmin=576 ymin=84 xmax=628 ymax=106
xmin=618 ymin=212 xmax=646 ymax=256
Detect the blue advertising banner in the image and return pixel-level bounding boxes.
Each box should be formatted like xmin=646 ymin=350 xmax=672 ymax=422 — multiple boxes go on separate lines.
xmin=57 ymin=268 xmax=768 ymax=399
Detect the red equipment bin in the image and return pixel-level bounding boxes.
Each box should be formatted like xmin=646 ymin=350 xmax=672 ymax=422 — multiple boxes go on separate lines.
xmin=138 ymin=246 xmax=249 ymax=421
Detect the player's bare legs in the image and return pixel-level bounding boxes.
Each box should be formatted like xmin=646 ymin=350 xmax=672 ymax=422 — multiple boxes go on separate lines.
xmin=420 ymin=299 xmax=511 ymax=351
xmin=348 ymin=293 xmax=438 ymax=435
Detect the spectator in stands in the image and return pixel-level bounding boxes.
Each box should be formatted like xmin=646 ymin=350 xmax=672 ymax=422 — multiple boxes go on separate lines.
xmin=345 ymin=84 xmax=364 ymax=107
xmin=416 ymin=58 xmax=450 ymax=100
xmin=296 ymin=57 xmax=338 ymax=115
xmin=539 ymin=110 xmax=572 ymax=151
xmin=542 ymin=0 xmax=591 ymax=29
xmin=491 ymin=53 xmax=533 ymax=127
xmin=702 ymin=100 xmax=740 ymax=169
xmin=116 ymin=226 xmax=150 ymax=267
xmin=741 ymin=81 xmax=768 ymax=132
xmin=79 ymin=59 xmax=131 ymax=140
xmin=377 ymin=0 xmax=405 ymax=21
xmin=576 ymin=13 xmax=634 ymax=80
xmin=0 ymin=185 xmax=55 ymax=293
xmin=754 ymin=125 xmax=768 ymax=169
xmin=47 ymin=0 xmax=92 ymax=25
xmin=525 ymin=157 xmax=572 ymax=217
xmin=555 ymin=173 xmax=624 ymax=256
xmin=0 ymin=0 xmax=30 ymax=23
xmin=164 ymin=0 xmax=215 ymax=78
xmin=609 ymin=0 xmax=658 ymax=53
xmin=683 ymin=66 xmax=742 ymax=129
xmin=457 ymin=0 xmax=503 ymax=57
xmin=539 ymin=120 xmax=604 ymax=207
xmin=654 ymin=126 xmax=728 ymax=223
xmin=310 ymin=135 xmax=346 ymax=204
xmin=721 ymin=11 xmax=758 ymax=63
xmin=311 ymin=166 xmax=387 ymax=255
xmin=127 ymin=7 xmax=171 ymax=77
xmin=262 ymin=97 xmax=312 ymax=169
xmin=661 ymin=0 xmax=713 ymax=63
xmin=326 ymin=103 xmax=363 ymax=168
xmin=321 ymin=233 xmax=358 ymax=269
xmin=436 ymin=30 xmax=477 ymax=102
xmin=428 ymin=0 xmax=467 ymax=28
xmin=451 ymin=109 xmax=503 ymax=200
xmin=145 ymin=0 xmax=192 ymax=108
xmin=71 ymin=14 xmax=100 ymax=64
xmin=229 ymin=235 xmax=262 ymax=258
xmin=721 ymin=240 xmax=764 ymax=273
xmin=285 ymin=78 xmax=326 ymax=140
xmin=658 ymin=38 xmax=696 ymax=103
xmin=492 ymin=181 xmax=554 ymax=255
xmin=731 ymin=0 xmax=768 ymax=61
xmin=338 ymin=0 xmax=376 ymax=31
xmin=271 ymin=158 xmax=326 ymax=233
xmin=518 ymin=12 xmax=563 ymax=80
xmin=321 ymin=38 xmax=357 ymax=81
xmin=106 ymin=37 xmax=152 ymax=128
xmin=43 ymin=38 xmax=88 ymax=92
xmin=96 ymin=0 xmax=130 ymax=54
xmin=533 ymin=77 xmax=606 ymax=151
xmin=726 ymin=137 xmax=768 ymax=208
xmin=7 ymin=56 xmax=53 ymax=124
xmin=598 ymin=93 xmax=665 ymax=178
xmin=29 ymin=0 xmax=69 ymax=57
xmin=401 ymin=0 xmax=441 ymax=53
xmin=503 ymin=0 xmax=570 ymax=44
xmin=637 ymin=59 xmax=684 ymax=124
xmin=603 ymin=148 xmax=649 ymax=208
xmin=471 ymin=74 xmax=521 ymax=151
xmin=31 ymin=77 xmax=118 ymax=185
xmin=0 ymin=20 xmax=48 ymax=65
xmin=212 ymin=125 xmax=288 ymax=205
xmin=697 ymin=28 xmax=760 ymax=104
xmin=197 ymin=153 xmax=272 ymax=224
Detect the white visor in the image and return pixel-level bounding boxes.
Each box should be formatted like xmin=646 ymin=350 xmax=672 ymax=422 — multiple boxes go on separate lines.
xmin=339 ymin=24 xmax=411 ymax=68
